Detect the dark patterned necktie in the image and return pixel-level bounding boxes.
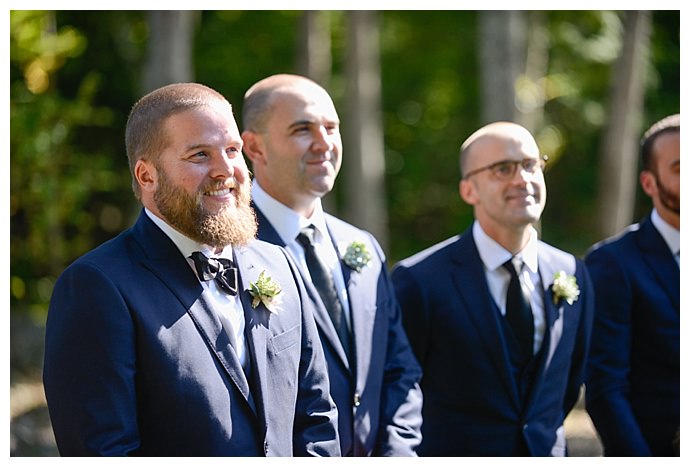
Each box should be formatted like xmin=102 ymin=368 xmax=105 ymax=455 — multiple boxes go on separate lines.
xmin=296 ymin=225 xmax=351 ymax=358
xmin=502 ymin=258 xmax=534 ymax=366
xmin=189 ymin=251 xmax=238 ymax=295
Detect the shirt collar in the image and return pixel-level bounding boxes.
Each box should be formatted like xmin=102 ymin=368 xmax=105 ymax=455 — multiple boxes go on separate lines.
xmin=651 ymin=208 xmax=680 ymax=255
xmin=144 ymin=208 xmax=232 ymax=260
xmin=473 ymin=221 xmax=539 ymax=273
xmin=251 ymin=180 xmax=329 ymax=243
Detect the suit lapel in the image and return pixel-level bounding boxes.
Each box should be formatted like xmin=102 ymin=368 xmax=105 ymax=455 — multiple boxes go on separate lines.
xmin=327 ymin=220 xmax=367 ymax=376
xmin=254 ymin=205 xmax=351 ymax=371
xmin=454 ymin=230 xmax=520 ymax=406
xmin=527 ymin=244 xmax=576 ymax=407
xmin=234 ymin=248 xmax=271 ymax=422
xmin=133 ymin=212 xmax=256 ymax=412
xmin=638 ymin=217 xmax=680 ymax=311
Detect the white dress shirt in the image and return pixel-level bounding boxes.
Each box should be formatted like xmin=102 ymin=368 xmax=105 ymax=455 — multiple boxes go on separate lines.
xmin=251 ymin=180 xmax=351 ymax=327
xmin=473 ymin=221 xmax=546 ymax=355
xmin=651 ymin=208 xmax=680 ymax=267
xmin=145 ymin=208 xmax=247 ymax=367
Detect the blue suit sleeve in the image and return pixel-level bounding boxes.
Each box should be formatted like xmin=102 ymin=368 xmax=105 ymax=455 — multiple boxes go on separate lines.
xmin=585 ymin=247 xmax=652 ymax=455
xmin=562 ymin=261 xmax=595 ymax=415
xmin=375 ymin=265 xmax=423 ymax=456
xmin=43 ymin=262 xmax=139 ymax=456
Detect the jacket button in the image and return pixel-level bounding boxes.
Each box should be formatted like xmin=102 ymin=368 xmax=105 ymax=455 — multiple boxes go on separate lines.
xmin=353 ymin=392 xmax=361 ymax=407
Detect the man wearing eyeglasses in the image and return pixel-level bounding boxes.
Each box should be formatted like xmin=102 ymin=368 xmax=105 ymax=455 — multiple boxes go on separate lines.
xmin=391 ymin=121 xmax=595 ymax=456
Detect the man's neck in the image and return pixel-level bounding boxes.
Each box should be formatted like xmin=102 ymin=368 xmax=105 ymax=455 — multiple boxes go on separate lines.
xmin=479 ymin=222 xmax=533 ymax=255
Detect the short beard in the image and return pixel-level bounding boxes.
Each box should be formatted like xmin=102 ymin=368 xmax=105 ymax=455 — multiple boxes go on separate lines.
xmin=655 ymin=173 xmax=680 ymax=215
xmin=154 ymin=169 xmax=257 ymax=248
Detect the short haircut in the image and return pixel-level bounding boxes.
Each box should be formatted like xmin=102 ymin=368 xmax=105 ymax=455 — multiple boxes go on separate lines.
xmin=125 ymin=82 xmax=229 ymax=198
xmin=640 ymin=113 xmax=680 ymax=172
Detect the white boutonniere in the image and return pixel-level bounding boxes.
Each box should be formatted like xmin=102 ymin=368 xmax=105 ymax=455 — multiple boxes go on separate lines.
xmin=342 ymin=241 xmax=372 ymax=272
xmin=551 ymin=271 xmax=580 ymax=305
xmin=248 ymin=270 xmax=282 ymax=313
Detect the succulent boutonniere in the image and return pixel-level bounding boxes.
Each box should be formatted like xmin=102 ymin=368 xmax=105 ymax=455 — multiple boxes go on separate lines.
xmin=342 ymin=241 xmax=372 ymax=273
xmin=248 ymin=270 xmax=282 ymax=313
xmin=551 ymin=271 xmax=580 ymax=305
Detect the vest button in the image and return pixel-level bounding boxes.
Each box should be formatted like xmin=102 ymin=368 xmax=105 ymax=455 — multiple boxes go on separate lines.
xmin=353 ymin=392 xmax=361 ymax=407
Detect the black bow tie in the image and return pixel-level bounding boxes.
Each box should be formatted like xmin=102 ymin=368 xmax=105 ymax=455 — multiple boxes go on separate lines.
xmin=189 ymin=251 xmax=238 ymax=295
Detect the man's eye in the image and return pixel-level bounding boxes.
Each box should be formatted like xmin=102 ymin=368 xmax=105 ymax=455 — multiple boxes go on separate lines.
xmin=522 ymin=159 xmax=538 ymax=171
xmin=493 ymin=162 xmax=514 ymax=176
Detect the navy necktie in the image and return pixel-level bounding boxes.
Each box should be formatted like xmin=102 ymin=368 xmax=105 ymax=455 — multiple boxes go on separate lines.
xmin=189 ymin=251 xmax=238 ymax=295
xmin=502 ymin=258 xmax=534 ymax=366
xmin=296 ymin=225 xmax=351 ymax=359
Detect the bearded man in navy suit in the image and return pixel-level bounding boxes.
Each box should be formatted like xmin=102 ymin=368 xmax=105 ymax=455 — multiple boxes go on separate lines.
xmin=391 ymin=122 xmax=594 ymax=456
xmin=585 ymin=114 xmax=680 ymax=456
xmin=43 ymin=82 xmax=340 ymax=456
xmin=240 ymin=74 xmax=423 ymax=456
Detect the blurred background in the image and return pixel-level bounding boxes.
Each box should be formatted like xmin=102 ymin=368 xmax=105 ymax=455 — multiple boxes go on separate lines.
xmin=9 ymin=10 xmax=679 ymax=456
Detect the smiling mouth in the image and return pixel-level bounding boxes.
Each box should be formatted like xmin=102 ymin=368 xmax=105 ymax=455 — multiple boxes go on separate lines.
xmin=206 ymin=187 xmax=231 ymax=196
xmin=204 ymin=178 xmax=236 ymax=197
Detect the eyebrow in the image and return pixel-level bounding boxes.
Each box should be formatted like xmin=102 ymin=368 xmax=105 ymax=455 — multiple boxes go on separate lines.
xmin=183 ymin=139 xmax=243 ymax=152
xmin=287 ymin=118 xmax=339 ymax=131
xmin=287 ymin=120 xmax=314 ymax=131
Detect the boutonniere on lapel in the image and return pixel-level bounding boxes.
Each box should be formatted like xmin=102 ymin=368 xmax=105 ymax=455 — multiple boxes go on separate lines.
xmin=341 ymin=241 xmax=372 ymax=273
xmin=551 ymin=271 xmax=580 ymax=305
xmin=248 ymin=270 xmax=282 ymax=313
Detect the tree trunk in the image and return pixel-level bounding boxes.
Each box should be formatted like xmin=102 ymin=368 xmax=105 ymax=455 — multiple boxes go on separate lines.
xmin=297 ymin=11 xmax=336 ymax=212
xmin=478 ymin=11 xmax=528 ymax=124
xmin=142 ymin=11 xmax=196 ymax=94
xmin=517 ymin=11 xmax=549 ymax=134
xmin=297 ymin=11 xmax=332 ymax=87
xmin=597 ymin=11 xmax=651 ymax=237
xmin=343 ymin=11 xmax=389 ymax=252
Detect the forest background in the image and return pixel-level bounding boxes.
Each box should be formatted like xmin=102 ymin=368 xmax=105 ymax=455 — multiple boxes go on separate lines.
xmin=8 ymin=9 xmax=680 ymax=456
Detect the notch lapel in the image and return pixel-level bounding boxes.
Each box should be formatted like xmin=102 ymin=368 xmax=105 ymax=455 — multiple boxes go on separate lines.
xmin=453 ymin=231 xmax=520 ymax=407
xmin=254 ymin=206 xmax=351 ymax=371
xmin=327 ymin=223 xmax=368 ymax=377
xmin=234 ymin=249 xmax=270 ymax=423
xmin=536 ymin=245 xmax=576 ymax=372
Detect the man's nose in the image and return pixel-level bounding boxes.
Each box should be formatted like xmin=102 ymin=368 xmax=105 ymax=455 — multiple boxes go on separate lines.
xmin=210 ymin=150 xmax=246 ymax=181
xmin=312 ymin=126 xmax=335 ymax=153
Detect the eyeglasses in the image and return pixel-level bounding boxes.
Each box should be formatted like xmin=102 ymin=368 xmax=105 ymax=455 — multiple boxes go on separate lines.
xmin=463 ymin=155 xmax=548 ymax=181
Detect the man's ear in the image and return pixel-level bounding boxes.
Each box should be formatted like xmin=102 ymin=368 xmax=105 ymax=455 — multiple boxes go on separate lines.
xmin=639 ymin=170 xmax=657 ymax=198
xmin=134 ymin=159 xmax=157 ymax=195
xmin=241 ymin=130 xmax=266 ymax=166
xmin=460 ymin=179 xmax=478 ymax=205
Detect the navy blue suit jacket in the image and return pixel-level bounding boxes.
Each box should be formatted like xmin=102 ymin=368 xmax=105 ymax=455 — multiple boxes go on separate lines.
xmin=254 ymin=206 xmax=423 ymax=456
xmin=43 ymin=211 xmax=340 ymax=456
xmin=391 ymin=225 xmax=594 ymax=456
xmin=585 ymin=216 xmax=680 ymax=456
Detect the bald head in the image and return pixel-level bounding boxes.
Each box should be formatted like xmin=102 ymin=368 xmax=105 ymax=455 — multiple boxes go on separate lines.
xmin=460 ymin=122 xmax=539 ymax=179
xmin=242 ymin=74 xmax=332 ymax=133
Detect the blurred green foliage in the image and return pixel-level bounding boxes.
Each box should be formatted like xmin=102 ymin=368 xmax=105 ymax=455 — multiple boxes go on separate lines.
xmin=10 ymin=10 xmax=679 ymax=319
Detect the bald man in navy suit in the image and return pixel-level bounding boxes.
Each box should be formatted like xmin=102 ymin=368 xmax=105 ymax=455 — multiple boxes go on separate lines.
xmin=241 ymin=74 xmax=423 ymax=456
xmin=392 ymin=122 xmax=594 ymax=456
